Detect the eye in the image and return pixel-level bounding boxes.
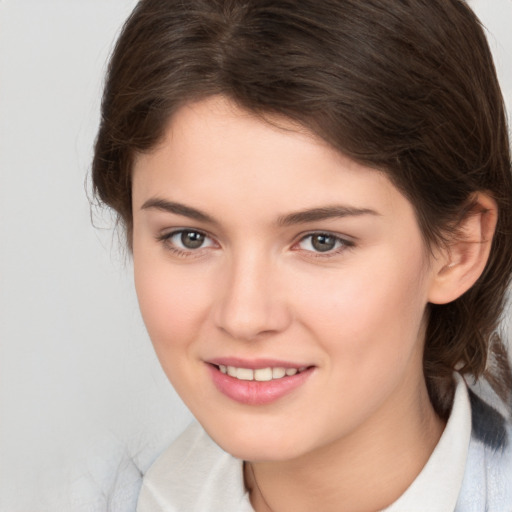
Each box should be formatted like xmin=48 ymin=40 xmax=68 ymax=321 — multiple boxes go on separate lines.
xmin=160 ymin=229 xmax=216 ymax=252
xmin=296 ymin=232 xmax=352 ymax=254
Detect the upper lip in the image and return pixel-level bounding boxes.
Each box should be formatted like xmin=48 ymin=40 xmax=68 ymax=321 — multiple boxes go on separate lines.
xmin=206 ymin=357 xmax=312 ymax=369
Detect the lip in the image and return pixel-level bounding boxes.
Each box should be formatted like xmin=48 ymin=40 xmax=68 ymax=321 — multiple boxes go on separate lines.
xmin=206 ymin=359 xmax=314 ymax=406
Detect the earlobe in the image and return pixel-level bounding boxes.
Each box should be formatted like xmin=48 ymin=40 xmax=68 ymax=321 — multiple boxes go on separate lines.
xmin=428 ymin=193 xmax=497 ymax=305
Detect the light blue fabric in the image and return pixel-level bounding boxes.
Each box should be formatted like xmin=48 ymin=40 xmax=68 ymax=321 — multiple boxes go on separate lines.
xmin=455 ymin=402 xmax=512 ymax=511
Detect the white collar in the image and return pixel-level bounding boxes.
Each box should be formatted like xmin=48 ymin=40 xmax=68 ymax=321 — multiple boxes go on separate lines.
xmin=137 ymin=421 xmax=251 ymax=511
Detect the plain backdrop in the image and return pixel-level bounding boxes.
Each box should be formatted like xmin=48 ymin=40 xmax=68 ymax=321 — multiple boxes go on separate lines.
xmin=0 ymin=1 xmax=511 ymax=511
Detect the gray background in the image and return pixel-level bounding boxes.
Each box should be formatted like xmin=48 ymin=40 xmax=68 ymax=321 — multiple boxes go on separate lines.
xmin=0 ymin=1 xmax=511 ymax=510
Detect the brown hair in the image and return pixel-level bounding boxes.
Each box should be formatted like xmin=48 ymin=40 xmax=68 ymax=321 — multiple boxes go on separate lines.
xmin=92 ymin=0 xmax=512 ymax=417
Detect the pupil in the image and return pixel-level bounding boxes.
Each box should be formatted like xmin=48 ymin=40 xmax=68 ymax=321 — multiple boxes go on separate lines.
xmin=312 ymin=234 xmax=335 ymax=252
xmin=181 ymin=231 xmax=204 ymax=249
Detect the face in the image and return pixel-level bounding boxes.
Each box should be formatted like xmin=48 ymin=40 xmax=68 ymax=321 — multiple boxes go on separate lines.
xmin=132 ymin=96 xmax=438 ymax=462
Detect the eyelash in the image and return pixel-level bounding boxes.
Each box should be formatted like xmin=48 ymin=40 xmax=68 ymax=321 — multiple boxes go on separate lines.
xmin=294 ymin=232 xmax=355 ymax=258
xmin=156 ymin=229 xmax=355 ymax=258
xmin=157 ymin=229 xmax=217 ymax=258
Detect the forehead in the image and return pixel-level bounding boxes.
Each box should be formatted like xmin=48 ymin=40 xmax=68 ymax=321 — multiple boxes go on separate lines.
xmin=131 ymin=96 xmax=412 ymax=225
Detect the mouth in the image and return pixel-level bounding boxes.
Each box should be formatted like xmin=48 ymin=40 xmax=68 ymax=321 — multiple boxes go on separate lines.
xmin=206 ymin=360 xmax=315 ymax=405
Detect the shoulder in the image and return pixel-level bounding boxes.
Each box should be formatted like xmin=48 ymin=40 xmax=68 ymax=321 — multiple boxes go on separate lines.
xmin=136 ymin=422 xmax=253 ymax=512
xmin=456 ymin=390 xmax=512 ymax=512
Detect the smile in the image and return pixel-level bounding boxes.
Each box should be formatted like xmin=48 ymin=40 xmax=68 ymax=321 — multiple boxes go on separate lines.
xmin=218 ymin=365 xmax=308 ymax=381
xmin=207 ymin=361 xmax=314 ymax=405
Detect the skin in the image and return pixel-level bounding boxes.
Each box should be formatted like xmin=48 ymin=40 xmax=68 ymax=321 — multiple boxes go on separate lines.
xmin=131 ymin=96 xmax=472 ymax=511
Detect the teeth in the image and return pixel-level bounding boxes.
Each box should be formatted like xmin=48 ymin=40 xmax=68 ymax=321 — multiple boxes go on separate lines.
xmin=236 ymin=368 xmax=254 ymax=381
xmin=272 ymin=367 xmax=286 ymax=379
xmin=254 ymin=368 xmax=273 ymax=381
xmin=219 ymin=365 xmax=306 ymax=381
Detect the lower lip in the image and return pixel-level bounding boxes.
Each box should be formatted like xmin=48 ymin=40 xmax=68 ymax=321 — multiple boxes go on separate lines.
xmin=207 ymin=365 xmax=314 ymax=405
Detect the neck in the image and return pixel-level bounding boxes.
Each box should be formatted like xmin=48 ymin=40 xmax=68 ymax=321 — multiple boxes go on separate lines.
xmin=245 ymin=377 xmax=445 ymax=512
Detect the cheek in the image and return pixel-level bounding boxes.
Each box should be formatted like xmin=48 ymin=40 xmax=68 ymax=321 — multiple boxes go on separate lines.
xmin=294 ymin=247 xmax=429 ymax=369
xmin=133 ymin=249 xmax=212 ymax=359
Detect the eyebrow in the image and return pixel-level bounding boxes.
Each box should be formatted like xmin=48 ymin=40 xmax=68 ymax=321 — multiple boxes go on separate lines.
xmin=141 ymin=198 xmax=215 ymax=224
xmin=277 ymin=206 xmax=379 ymax=226
xmin=141 ymin=198 xmax=379 ymax=226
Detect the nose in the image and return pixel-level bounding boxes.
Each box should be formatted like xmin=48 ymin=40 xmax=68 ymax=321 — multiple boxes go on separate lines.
xmin=213 ymin=251 xmax=292 ymax=341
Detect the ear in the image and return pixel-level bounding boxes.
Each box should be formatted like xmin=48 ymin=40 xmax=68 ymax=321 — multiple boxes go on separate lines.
xmin=428 ymin=193 xmax=497 ymax=305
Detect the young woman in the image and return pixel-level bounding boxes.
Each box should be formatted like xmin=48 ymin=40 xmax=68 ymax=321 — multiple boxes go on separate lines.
xmin=92 ymin=0 xmax=512 ymax=510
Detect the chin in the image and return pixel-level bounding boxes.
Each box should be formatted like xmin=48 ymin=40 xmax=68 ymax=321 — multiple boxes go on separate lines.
xmin=199 ymin=417 xmax=315 ymax=462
